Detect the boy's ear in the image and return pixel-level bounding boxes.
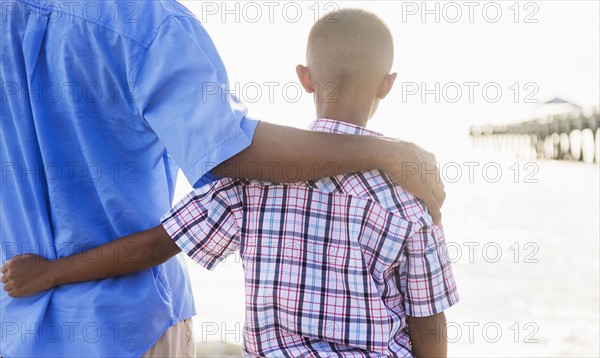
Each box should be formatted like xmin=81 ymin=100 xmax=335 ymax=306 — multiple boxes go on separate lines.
xmin=296 ymin=65 xmax=314 ymax=93
xmin=376 ymin=73 xmax=397 ymax=99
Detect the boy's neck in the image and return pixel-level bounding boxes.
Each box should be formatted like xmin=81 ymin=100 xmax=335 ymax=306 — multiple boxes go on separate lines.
xmin=315 ymin=98 xmax=372 ymax=128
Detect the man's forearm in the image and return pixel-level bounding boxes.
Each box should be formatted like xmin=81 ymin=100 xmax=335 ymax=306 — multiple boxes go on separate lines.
xmin=213 ymin=121 xmax=394 ymax=183
xmin=51 ymin=226 xmax=180 ymax=287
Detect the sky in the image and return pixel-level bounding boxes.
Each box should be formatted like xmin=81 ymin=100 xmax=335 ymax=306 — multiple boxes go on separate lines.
xmin=179 ymin=0 xmax=599 ymax=156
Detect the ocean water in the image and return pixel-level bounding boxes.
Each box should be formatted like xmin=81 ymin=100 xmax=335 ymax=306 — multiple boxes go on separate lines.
xmin=176 ymin=148 xmax=599 ymax=357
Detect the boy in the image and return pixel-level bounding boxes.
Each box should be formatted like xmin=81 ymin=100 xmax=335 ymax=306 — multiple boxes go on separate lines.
xmin=2 ymin=9 xmax=458 ymax=357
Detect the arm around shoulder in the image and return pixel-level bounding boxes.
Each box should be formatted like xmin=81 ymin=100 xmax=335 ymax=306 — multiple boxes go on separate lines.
xmin=214 ymin=121 xmax=446 ymax=224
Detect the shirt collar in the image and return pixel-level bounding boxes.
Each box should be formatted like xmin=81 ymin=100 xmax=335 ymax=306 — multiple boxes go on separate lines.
xmin=308 ymin=118 xmax=384 ymax=137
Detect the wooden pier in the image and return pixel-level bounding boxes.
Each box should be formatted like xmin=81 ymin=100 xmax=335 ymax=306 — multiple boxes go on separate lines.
xmin=470 ymin=109 xmax=600 ymax=163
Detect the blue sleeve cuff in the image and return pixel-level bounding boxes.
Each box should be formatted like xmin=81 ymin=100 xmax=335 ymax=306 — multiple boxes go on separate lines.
xmin=195 ymin=171 xmax=220 ymax=187
xmin=187 ymin=116 xmax=260 ymax=188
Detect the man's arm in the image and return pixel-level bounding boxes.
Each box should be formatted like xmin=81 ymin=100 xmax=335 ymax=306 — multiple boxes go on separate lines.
xmin=407 ymin=312 xmax=448 ymax=358
xmin=1 ymin=226 xmax=178 ymax=297
xmin=213 ymin=122 xmax=445 ymax=224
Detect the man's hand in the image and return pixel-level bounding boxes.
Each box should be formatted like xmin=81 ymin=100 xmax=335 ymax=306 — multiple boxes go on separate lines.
xmin=1 ymin=254 xmax=54 ymax=297
xmin=387 ymin=140 xmax=445 ymax=224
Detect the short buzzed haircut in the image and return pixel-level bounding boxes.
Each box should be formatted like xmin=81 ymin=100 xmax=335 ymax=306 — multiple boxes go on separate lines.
xmin=307 ymin=9 xmax=394 ymax=95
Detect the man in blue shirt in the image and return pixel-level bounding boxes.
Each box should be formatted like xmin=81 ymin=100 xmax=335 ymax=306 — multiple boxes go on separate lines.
xmin=0 ymin=1 xmax=445 ymax=356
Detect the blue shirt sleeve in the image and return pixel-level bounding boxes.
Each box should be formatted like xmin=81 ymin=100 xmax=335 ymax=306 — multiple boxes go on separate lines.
xmin=133 ymin=15 xmax=259 ymax=188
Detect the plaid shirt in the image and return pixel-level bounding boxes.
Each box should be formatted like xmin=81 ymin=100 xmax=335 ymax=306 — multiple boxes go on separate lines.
xmin=162 ymin=119 xmax=459 ymax=357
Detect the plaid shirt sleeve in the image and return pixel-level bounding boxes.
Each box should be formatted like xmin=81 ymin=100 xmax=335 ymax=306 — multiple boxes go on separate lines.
xmin=403 ymin=217 xmax=459 ymax=317
xmin=161 ymin=180 xmax=240 ymax=270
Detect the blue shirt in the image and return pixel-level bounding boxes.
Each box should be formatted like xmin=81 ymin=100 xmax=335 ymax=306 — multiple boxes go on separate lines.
xmin=0 ymin=1 xmax=258 ymax=356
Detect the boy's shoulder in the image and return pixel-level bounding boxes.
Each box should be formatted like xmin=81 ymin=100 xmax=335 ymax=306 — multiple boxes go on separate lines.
xmin=199 ymin=171 xmax=431 ymax=225
xmin=314 ymin=170 xmax=430 ymax=224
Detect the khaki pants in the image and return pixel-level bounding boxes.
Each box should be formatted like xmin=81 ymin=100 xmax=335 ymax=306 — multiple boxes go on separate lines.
xmin=142 ymin=318 xmax=195 ymax=358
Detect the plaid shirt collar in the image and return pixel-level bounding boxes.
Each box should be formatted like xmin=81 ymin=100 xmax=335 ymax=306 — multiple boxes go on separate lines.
xmin=308 ymin=118 xmax=384 ymax=137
